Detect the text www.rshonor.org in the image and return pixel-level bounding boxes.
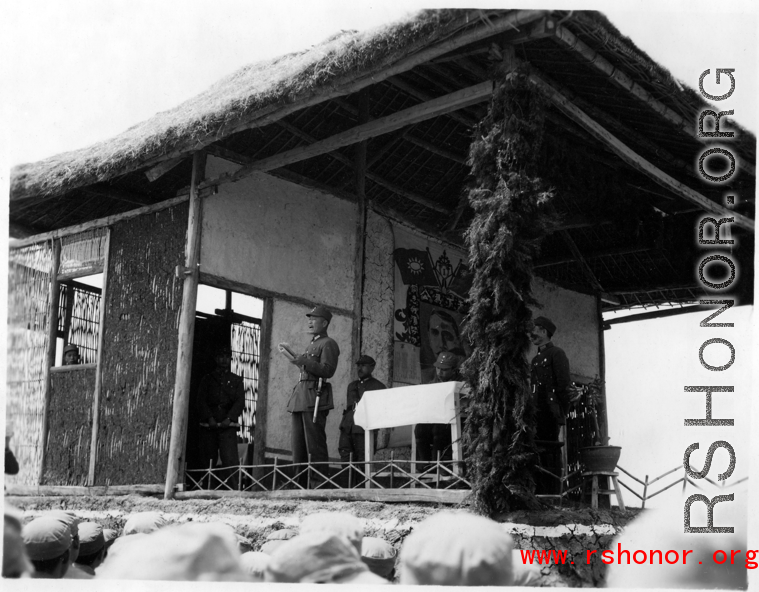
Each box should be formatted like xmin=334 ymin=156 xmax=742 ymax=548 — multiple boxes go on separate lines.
xmin=519 ymin=546 xmax=759 ymax=568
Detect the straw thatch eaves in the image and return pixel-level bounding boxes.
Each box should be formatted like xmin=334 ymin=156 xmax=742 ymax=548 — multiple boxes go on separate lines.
xmin=9 ymin=9 xmax=755 ymax=311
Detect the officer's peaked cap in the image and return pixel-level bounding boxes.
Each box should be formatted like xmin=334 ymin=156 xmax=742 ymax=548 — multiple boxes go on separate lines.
xmin=356 ymin=355 xmax=376 ymax=366
xmin=533 ymin=316 xmax=556 ymax=337
xmin=306 ymin=305 xmax=332 ymax=323
xmin=434 ymin=351 xmax=459 ymax=369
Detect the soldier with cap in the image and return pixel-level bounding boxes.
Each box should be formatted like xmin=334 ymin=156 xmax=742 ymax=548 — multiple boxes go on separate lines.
xmin=285 ymin=305 xmax=340 ymax=487
xmin=339 ymin=354 xmax=386 ymax=466
xmin=414 ymin=351 xmax=462 ymax=467
xmin=529 ymin=316 xmax=572 ymax=494
xmin=74 ymin=522 xmax=107 ymax=575
xmin=198 ymin=344 xmax=245 ymax=490
xmin=62 ymin=344 xmax=80 ymax=366
xmin=22 ymin=516 xmax=73 ymax=578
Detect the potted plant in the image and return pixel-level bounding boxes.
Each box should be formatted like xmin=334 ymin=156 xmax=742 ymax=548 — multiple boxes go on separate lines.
xmin=579 ymin=377 xmax=621 ymax=472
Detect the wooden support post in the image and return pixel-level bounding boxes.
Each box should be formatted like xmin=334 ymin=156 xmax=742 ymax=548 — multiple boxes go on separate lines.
xmin=596 ymin=295 xmax=609 ymax=445
xmin=253 ymin=298 xmax=273 ymax=468
xmin=352 ymin=91 xmax=369 ymax=368
xmin=38 ymin=239 xmax=61 ymax=484
xmin=164 ymin=150 xmax=207 ymax=499
xmin=642 ymin=474 xmax=649 ymax=509
xmin=364 ymin=429 xmax=373 ymax=489
xmin=451 ymin=389 xmax=463 ymax=476
xmin=87 ymin=229 xmax=111 ymax=486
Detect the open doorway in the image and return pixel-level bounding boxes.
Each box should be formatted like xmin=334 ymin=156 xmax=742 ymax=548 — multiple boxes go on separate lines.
xmin=185 ymin=284 xmax=264 ymax=480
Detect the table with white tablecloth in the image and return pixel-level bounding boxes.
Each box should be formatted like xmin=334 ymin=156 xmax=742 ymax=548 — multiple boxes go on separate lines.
xmin=353 ymin=381 xmax=467 ymax=486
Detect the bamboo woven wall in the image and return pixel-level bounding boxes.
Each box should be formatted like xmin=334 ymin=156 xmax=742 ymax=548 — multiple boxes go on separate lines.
xmin=94 ymin=204 xmax=188 ymax=485
xmin=6 ymin=243 xmax=53 ymax=485
xmin=43 ymin=367 xmax=96 ymax=485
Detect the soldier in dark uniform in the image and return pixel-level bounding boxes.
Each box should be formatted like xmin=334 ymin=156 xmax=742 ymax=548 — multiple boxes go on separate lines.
xmin=198 ymin=345 xmax=245 ymax=489
xmin=339 ymin=355 xmax=386 ymax=466
xmin=286 ymin=305 xmax=340 ymax=487
xmin=529 ymin=316 xmax=571 ymax=494
xmin=415 ymin=351 xmax=462 ymax=467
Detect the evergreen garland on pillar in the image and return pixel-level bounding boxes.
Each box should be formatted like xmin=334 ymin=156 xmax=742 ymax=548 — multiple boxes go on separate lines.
xmin=461 ymin=65 xmax=556 ymax=515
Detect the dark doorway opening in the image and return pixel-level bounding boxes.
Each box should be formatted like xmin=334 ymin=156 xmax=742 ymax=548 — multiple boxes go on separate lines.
xmin=184 ymin=285 xmax=264 ymax=486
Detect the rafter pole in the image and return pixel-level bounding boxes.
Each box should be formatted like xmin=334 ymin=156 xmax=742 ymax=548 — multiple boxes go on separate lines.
xmin=386 ymin=77 xmax=478 ymax=128
xmin=200 ymin=81 xmax=492 ymax=192
xmin=558 ymin=228 xmax=606 ymax=294
xmin=352 ymin=91 xmax=369 ymax=367
xmin=404 ymin=134 xmax=467 ymax=165
xmin=165 ymin=150 xmax=206 ymax=500
xmin=528 ymin=70 xmax=755 ymax=232
xmin=551 ymin=23 xmax=755 ymax=176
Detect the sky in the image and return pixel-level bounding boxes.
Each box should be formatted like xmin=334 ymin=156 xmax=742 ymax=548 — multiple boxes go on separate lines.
xmin=1 ymin=0 xmax=756 ymax=525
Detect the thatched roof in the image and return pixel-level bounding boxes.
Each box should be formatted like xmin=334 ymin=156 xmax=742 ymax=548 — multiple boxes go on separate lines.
xmin=11 ymin=10 xmax=478 ymax=200
xmin=9 ymin=9 xmax=755 ymax=311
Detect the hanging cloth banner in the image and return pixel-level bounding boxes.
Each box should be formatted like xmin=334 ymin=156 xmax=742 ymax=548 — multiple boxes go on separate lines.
xmin=392 ymin=225 xmax=473 ymax=385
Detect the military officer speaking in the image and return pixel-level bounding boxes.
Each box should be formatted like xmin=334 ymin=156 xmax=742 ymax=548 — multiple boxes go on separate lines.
xmin=285 ymin=305 xmax=340 ymax=487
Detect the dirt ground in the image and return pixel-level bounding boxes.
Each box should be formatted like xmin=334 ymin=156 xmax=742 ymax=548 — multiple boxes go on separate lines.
xmin=7 ymin=494 xmax=641 ymax=586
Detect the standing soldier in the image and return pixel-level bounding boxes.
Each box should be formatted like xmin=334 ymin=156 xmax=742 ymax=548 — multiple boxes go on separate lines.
xmin=286 ymin=306 xmax=340 ymax=487
xmin=529 ymin=316 xmax=571 ymax=495
xmin=339 ymin=355 xmax=386 ymax=470
xmin=198 ymin=345 xmax=245 ymax=490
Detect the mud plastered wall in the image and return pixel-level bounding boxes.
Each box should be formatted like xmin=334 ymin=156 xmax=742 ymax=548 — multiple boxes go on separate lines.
xmin=266 ymin=300 xmax=354 ymax=458
xmin=43 ymin=367 xmax=96 ymax=485
xmin=531 ymin=278 xmax=600 ymax=380
xmin=360 ymin=211 xmax=395 ymax=388
xmin=95 ymin=204 xmax=188 ymax=485
xmin=201 ymin=169 xmax=356 ymax=311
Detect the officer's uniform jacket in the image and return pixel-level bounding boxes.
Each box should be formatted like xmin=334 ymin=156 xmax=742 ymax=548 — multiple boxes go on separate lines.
xmin=287 ymin=332 xmax=340 ymax=413
xmin=339 ymin=376 xmax=386 ymax=434
xmin=198 ymin=370 xmax=245 ymax=423
xmin=530 ymin=341 xmax=571 ymax=425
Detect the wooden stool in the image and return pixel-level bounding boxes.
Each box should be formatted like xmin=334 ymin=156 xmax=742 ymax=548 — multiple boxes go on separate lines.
xmin=582 ymin=471 xmax=625 ymax=510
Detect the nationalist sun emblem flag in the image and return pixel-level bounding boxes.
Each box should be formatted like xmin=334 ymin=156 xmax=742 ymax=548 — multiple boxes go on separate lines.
xmin=393 ymin=248 xmax=438 ymax=286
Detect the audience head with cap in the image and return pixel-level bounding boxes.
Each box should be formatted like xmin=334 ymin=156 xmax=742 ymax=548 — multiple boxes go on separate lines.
xmin=3 ymin=505 xmax=33 ymax=578
xmin=46 ymin=510 xmax=80 ymax=564
xmin=299 ymin=512 xmax=363 ymax=554
xmin=103 ymin=528 xmax=119 ymax=549
xmin=240 ymin=551 xmax=270 ymax=582
xmin=265 ymin=531 xmax=388 ymax=584
xmin=98 ymin=522 xmax=247 ymax=581
xmin=22 ymin=516 xmax=72 ymax=578
xmin=123 ymin=511 xmax=167 ymax=536
xmin=75 ymin=521 xmax=107 ymax=571
xmin=361 ymin=536 xmax=397 ymax=581
xmin=399 ymin=511 xmax=515 ymax=586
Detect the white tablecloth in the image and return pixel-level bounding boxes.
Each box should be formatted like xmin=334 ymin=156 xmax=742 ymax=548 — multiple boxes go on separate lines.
xmin=353 ymin=381 xmax=464 ymax=430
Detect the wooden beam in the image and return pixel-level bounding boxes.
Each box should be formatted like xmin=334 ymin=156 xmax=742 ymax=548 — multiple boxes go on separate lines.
xmin=10 ymin=188 xmax=215 ymax=249
xmin=6 ymin=484 xmax=165 ymax=497
xmin=352 ymin=91 xmax=369 ymax=370
xmin=165 ymin=150 xmax=206 ymax=500
xmin=605 ymin=304 xmax=704 ymax=325
xmin=404 ymin=134 xmax=467 ymax=165
xmin=276 ymin=119 xmax=451 ymax=214
xmin=534 ymin=245 xmax=652 ymax=268
xmin=38 ymin=239 xmax=61 ymax=485
xmin=558 ymin=228 xmax=606 ymax=293
xmin=528 ymin=71 xmax=755 ymax=232
xmin=145 ymin=157 xmax=185 ymax=182
xmin=551 ymin=24 xmax=755 ymax=176
xmin=200 ymin=81 xmax=493 ymax=192
xmin=87 ymin=229 xmax=111 ymax=486
xmin=388 ymin=76 xmax=478 ymax=128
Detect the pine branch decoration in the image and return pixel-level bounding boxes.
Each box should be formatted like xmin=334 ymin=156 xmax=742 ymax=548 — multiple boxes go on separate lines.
xmin=462 ymin=65 xmax=557 ymax=515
